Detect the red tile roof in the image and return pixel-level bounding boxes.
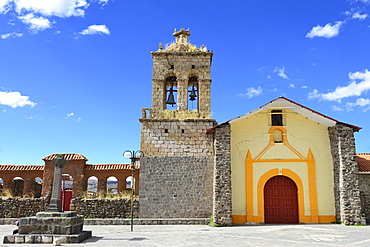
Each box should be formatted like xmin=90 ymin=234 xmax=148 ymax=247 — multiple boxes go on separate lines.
xmin=0 ymin=165 xmax=44 ymax=172
xmin=358 ymin=153 xmax=370 ymax=172
xmin=42 ymin=153 xmax=88 ymax=161
xmin=85 ymin=163 xmax=140 ymax=171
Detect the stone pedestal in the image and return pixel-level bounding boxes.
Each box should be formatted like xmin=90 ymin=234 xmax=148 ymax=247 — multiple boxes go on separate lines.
xmin=3 ymin=211 xmax=92 ymax=244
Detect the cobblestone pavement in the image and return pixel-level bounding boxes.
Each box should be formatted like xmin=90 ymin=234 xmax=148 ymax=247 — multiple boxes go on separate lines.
xmin=2 ymin=224 xmax=370 ymax=246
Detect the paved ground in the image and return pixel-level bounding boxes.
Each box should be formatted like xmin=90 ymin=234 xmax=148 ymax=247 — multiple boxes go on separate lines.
xmin=2 ymin=224 xmax=370 ymax=246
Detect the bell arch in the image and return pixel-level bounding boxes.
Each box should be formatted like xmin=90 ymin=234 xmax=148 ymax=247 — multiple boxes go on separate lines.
xmin=188 ymin=76 xmax=198 ymax=110
xmin=165 ymin=76 xmax=177 ymax=110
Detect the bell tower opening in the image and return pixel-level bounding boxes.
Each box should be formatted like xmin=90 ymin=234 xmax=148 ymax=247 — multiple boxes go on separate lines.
xmin=165 ymin=76 xmax=177 ymax=110
xmin=188 ymin=77 xmax=198 ymax=110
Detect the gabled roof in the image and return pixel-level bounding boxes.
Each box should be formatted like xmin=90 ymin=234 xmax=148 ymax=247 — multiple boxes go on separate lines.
xmin=85 ymin=163 xmax=139 ymax=171
xmin=357 ymin=153 xmax=370 ymax=172
xmin=0 ymin=165 xmax=44 ymax=172
xmin=207 ymin=97 xmax=361 ymax=132
xmin=42 ymin=153 xmax=88 ymax=161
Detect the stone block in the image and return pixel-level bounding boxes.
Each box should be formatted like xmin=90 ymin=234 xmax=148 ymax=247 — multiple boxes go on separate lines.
xmin=14 ymin=235 xmax=25 ymax=243
xmin=25 ymin=235 xmax=35 ymax=243
xmin=3 ymin=235 xmax=15 ymax=243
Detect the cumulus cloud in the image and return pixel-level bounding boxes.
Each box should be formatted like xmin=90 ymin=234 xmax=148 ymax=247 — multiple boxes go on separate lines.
xmin=306 ymin=21 xmax=342 ymax=38
xmin=308 ymin=70 xmax=370 ymax=111
xmin=345 ymin=98 xmax=370 ymax=111
xmin=0 ymin=0 xmax=110 ymax=34
xmin=352 ymin=12 xmax=368 ymax=20
xmin=14 ymin=0 xmax=87 ymax=18
xmin=0 ymin=91 xmax=36 ymax=108
xmin=332 ymin=105 xmax=344 ymax=111
xmin=1 ymin=32 xmax=22 ymax=39
xmin=19 ymin=13 xmax=51 ymax=32
xmin=80 ymin=24 xmax=110 ymax=35
xmin=320 ymin=70 xmax=370 ymax=101
xmin=238 ymin=87 xmax=263 ymax=99
xmin=273 ymin=66 xmax=289 ymax=80
xmin=0 ymin=0 xmax=11 ymax=14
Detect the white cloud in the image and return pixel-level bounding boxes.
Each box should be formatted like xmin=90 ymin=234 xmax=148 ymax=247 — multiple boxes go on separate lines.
xmin=0 ymin=0 xmax=11 ymax=14
xmin=1 ymin=32 xmax=22 ymax=39
xmin=99 ymin=0 xmax=109 ymax=5
xmin=352 ymin=12 xmax=368 ymax=20
xmin=80 ymin=24 xmax=110 ymax=35
xmin=346 ymin=98 xmax=370 ymax=110
xmin=19 ymin=13 xmax=51 ymax=32
xmin=66 ymin=112 xmax=82 ymax=121
xmin=289 ymin=83 xmax=295 ymax=88
xmin=273 ymin=66 xmax=289 ymax=80
xmin=332 ymin=105 xmax=343 ymax=111
xmin=0 ymin=91 xmax=36 ymax=108
xmin=306 ymin=21 xmax=343 ymax=38
xmin=0 ymin=0 xmax=112 ymax=34
xmin=14 ymin=0 xmax=88 ymax=18
xmin=321 ymin=70 xmax=370 ymax=101
xmin=308 ymin=89 xmax=320 ymax=100
xmin=238 ymin=86 xmax=263 ymax=99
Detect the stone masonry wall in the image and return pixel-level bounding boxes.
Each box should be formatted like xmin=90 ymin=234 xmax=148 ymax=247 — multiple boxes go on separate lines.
xmin=70 ymin=198 xmax=139 ymax=218
xmin=0 ymin=198 xmax=46 ymax=218
xmin=140 ymin=119 xmax=215 ymax=157
xmin=328 ymin=124 xmax=366 ymax=225
xmin=212 ymin=123 xmax=232 ymax=226
xmin=359 ymin=174 xmax=370 ymax=224
xmin=139 ymin=156 xmax=214 ymax=218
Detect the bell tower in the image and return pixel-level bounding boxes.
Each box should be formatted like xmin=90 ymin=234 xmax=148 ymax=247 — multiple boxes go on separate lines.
xmin=147 ymin=28 xmax=212 ymax=119
xmin=139 ymin=29 xmax=216 ymax=218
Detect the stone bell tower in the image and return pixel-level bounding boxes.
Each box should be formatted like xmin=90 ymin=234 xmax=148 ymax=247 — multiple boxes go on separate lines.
xmin=139 ymin=29 xmax=216 ymax=219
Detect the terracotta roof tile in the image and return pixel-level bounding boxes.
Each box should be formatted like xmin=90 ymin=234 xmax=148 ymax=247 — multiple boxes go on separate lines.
xmin=358 ymin=153 xmax=370 ymax=172
xmin=85 ymin=163 xmax=139 ymax=171
xmin=0 ymin=165 xmax=44 ymax=172
xmin=42 ymin=153 xmax=88 ymax=161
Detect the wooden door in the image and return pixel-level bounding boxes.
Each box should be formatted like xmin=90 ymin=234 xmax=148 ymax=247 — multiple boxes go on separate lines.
xmin=264 ymin=176 xmax=298 ymax=224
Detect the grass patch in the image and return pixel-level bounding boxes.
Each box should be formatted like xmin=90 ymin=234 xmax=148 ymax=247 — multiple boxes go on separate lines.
xmin=209 ymin=215 xmax=220 ymax=227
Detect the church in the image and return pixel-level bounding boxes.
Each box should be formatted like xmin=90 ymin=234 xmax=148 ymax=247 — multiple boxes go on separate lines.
xmin=138 ymin=28 xmax=366 ymax=226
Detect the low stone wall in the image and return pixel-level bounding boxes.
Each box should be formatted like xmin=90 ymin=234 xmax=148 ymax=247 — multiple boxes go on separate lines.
xmin=70 ymin=197 xmax=139 ymax=218
xmin=0 ymin=198 xmax=46 ymax=218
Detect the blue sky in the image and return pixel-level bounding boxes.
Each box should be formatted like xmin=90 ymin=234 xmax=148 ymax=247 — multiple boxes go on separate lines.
xmin=1 ymin=0 xmax=370 ymax=165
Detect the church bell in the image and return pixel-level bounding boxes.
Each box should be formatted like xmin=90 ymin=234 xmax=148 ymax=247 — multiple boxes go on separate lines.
xmin=166 ymin=86 xmax=176 ymax=106
xmin=189 ymin=86 xmax=197 ymax=101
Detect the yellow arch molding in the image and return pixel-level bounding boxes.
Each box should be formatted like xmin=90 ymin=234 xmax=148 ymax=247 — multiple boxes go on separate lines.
xmin=242 ymin=150 xmax=321 ymax=224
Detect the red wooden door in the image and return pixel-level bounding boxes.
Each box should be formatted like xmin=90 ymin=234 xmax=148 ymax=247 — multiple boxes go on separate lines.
xmin=60 ymin=190 xmax=73 ymax=211
xmin=264 ymin=176 xmax=298 ymax=224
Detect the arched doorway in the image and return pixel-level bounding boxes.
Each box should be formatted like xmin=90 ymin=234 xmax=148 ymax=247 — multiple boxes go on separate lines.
xmin=264 ymin=176 xmax=298 ymax=224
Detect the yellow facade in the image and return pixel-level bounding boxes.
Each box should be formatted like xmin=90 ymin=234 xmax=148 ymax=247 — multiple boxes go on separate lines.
xmin=230 ymin=108 xmax=336 ymax=224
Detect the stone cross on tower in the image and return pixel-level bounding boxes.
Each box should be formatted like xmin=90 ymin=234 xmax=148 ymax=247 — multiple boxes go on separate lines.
xmin=46 ymin=154 xmax=67 ymax=212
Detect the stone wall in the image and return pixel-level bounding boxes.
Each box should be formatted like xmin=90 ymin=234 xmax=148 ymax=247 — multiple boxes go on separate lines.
xmin=328 ymin=124 xmax=366 ymax=225
xmin=212 ymin=123 xmax=232 ymax=226
xmin=0 ymin=198 xmax=46 ymax=218
xmin=70 ymin=198 xmax=139 ymax=218
xmin=140 ymin=119 xmax=215 ymax=157
xmin=359 ymin=174 xmax=370 ymax=224
xmin=139 ymin=156 xmax=214 ymax=218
